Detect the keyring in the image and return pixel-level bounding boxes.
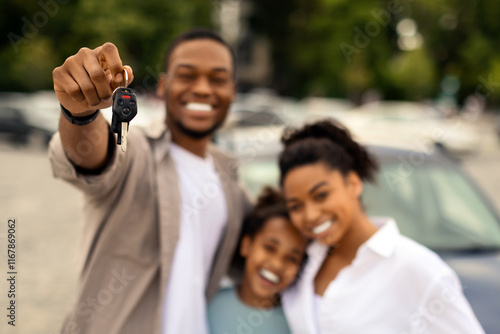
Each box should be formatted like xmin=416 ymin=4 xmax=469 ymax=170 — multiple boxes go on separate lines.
xmin=123 ymin=68 xmax=128 ymax=87
xmin=112 ymin=68 xmax=128 ymax=99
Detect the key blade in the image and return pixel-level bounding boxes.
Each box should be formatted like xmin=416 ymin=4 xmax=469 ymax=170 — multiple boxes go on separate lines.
xmin=121 ymin=122 xmax=128 ymax=152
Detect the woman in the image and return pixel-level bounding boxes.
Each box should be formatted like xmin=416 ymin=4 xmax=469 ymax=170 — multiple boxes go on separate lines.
xmin=278 ymin=119 xmax=484 ymax=333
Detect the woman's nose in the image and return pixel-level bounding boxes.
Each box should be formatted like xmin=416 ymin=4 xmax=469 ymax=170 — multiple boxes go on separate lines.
xmin=304 ymin=203 xmax=321 ymax=227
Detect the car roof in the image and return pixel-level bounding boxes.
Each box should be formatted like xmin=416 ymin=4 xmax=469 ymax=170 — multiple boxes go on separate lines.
xmin=235 ymin=144 xmax=457 ymax=166
xmin=367 ymin=144 xmax=457 ymax=165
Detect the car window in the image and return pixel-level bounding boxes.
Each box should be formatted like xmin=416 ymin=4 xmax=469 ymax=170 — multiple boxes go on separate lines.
xmin=239 ymin=160 xmax=279 ymax=199
xmin=363 ymin=163 xmax=500 ymax=250
xmin=427 ymin=167 xmax=500 ymax=245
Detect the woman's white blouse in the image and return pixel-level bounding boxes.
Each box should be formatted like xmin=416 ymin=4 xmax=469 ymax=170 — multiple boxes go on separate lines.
xmin=282 ymin=217 xmax=485 ymax=334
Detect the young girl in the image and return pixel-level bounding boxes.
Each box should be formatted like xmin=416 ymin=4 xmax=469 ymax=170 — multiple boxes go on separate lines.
xmin=278 ymin=119 xmax=485 ymax=333
xmin=207 ymin=187 xmax=308 ymax=334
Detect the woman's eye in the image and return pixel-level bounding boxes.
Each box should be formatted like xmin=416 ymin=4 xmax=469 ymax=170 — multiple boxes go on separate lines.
xmin=288 ymin=203 xmax=301 ymax=212
xmin=315 ymin=192 xmax=329 ymax=201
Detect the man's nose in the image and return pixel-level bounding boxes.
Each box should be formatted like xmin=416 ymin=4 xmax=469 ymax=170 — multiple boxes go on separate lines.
xmin=192 ymin=76 xmax=212 ymax=97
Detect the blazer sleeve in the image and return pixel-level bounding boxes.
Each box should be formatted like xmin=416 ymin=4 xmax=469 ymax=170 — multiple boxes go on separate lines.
xmin=48 ymin=126 xmax=140 ymax=201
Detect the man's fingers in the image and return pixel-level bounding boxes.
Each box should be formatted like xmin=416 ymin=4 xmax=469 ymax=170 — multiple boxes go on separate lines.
xmin=107 ymin=65 xmax=135 ymax=91
xmin=82 ymin=52 xmax=113 ymax=101
xmin=52 ymin=42 xmax=131 ymax=113
xmin=97 ymin=42 xmax=124 ymax=84
xmin=74 ymin=69 xmax=101 ymax=107
xmin=53 ymin=67 xmax=85 ymax=103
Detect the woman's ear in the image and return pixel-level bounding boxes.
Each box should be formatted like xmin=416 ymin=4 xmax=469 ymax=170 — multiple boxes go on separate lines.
xmin=156 ymin=73 xmax=167 ymax=98
xmin=347 ymin=171 xmax=363 ymax=199
xmin=240 ymin=236 xmax=252 ymax=258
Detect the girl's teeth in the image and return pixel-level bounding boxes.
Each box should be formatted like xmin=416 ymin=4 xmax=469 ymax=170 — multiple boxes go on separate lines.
xmin=313 ymin=220 xmax=332 ymax=234
xmin=185 ymin=102 xmax=212 ymax=112
xmin=259 ymin=269 xmax=280 ymax=284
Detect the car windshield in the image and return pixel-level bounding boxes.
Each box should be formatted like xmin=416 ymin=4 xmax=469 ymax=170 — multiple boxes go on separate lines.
xmin=239 ymin=159 xmax=500 ymax=251
xmin=239 ymin=158 xmax=280 ymax=197
xmin=363 ymin=162 xmax=500 ymax=250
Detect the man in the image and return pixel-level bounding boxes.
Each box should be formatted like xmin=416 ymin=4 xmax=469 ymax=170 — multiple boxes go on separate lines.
xmin=50 ymin=29 xmax=252 ymax=334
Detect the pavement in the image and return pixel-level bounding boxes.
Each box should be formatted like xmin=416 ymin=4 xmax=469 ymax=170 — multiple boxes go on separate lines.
xmin=0 ymin=142 xmax=81 ymax=334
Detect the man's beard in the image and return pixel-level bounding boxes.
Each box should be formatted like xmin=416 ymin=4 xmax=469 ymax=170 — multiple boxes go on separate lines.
xmin=174 ymin=119 xmax=223 ymax=139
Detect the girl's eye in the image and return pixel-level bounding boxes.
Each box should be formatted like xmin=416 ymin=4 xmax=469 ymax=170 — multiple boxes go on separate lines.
xmin=286 ymin=255 xmax=300 ymax=265
xmin=288 ymin=203 xmax=302 ymax=212
xmin=264 ymin=244 xmax=276 ymax=252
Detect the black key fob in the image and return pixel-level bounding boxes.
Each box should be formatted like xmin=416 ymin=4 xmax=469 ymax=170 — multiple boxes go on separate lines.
xmin=111 ymin=87 xmax=137 ymax=135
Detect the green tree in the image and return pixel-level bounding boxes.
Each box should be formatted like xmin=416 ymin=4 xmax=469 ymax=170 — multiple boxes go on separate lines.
xmin=247 ymin=0 xmax=500 ymax=104
xmin=1 ymin=0 xmax=215 ymax=92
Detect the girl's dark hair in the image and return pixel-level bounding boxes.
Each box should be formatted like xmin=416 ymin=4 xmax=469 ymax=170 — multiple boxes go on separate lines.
xmin=229 ymin=187 xmax=293 ymax=282
xmin=279 ymin=119 xmax=378 ymax=185
xmin=240 ymin=186 xmax=289 ymax=239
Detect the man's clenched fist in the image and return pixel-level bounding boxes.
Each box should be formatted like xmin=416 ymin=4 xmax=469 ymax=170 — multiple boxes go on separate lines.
xmin=53 ymin=42 xmax=134 ymax=116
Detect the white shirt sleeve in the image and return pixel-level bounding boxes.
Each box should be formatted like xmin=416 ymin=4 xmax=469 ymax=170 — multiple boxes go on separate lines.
xmin=406 ymin=273 xmax=485 ymax=334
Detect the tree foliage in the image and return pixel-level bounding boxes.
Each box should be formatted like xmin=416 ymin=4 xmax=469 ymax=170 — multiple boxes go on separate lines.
xmin=248 ymin=0 xmax=500 ymax=103
xmin=2 ymin=0 xmax=500 ymax=105
xmin=0 ymin=0 xmax=214 ymax=92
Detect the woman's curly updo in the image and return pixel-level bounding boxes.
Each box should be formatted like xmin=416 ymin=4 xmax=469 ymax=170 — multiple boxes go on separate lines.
xmin=279 ymin=119 xmax=379 ymax=185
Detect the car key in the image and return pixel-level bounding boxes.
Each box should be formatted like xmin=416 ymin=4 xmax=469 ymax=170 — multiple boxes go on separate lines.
xmin=111 ymin=69 xmax=137 ymax=152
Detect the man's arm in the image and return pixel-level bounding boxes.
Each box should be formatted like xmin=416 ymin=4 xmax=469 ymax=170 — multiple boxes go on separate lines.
xmin=52 ymin=42 xmax=133 ymax=170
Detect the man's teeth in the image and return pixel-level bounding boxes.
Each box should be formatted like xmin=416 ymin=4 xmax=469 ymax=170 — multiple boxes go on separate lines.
xmin=259 ymin=269 xmax=280 ymax=284
xmin=313 ymin=220 xmax=332 ymax=234
xmin=185 ymin=102 xmax=212 ymax=112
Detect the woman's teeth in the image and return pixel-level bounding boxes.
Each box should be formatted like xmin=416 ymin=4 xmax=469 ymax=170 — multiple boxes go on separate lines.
xmin=185 ymin=102 xmax=212 ymax=112
xmin=259 ymin=268 xmax=280 ymax=284
xmin=313 ymin=220 xmax=332 ymax=234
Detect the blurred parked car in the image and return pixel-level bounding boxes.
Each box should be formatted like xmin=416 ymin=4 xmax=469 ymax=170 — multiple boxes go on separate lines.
xmin=237 ymin=145 xmax=500 ymax=333
xmin=216 ymin=106 xmax=290 ymax=157
xmin=496 ymin=115 xmax=500 ymax=142
xmin=347 ymin=101 xmax=481 ymax=155
xmin=0 ymin=106 xmax=54 ymax=146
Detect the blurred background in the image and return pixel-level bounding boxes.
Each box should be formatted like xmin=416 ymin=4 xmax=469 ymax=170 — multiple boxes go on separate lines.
xmin=1 ymin=0 xmax=500 ymax=333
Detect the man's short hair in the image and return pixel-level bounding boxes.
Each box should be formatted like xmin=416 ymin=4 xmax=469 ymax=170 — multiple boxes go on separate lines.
xmin=163 ymin=28 xmax=236 ymax=78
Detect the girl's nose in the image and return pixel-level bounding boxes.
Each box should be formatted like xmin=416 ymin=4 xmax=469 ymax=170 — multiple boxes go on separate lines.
xmin=268 ymin=255 xmax=285 ymax=273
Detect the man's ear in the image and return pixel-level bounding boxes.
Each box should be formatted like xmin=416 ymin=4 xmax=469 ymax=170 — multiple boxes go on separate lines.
xmin=156 ymin=73 xmax=167 ymax=98
xmin=347 ymin=171 xmax=363 ymax=199
xmin=240 ymin=236 xmax=251 ymax=258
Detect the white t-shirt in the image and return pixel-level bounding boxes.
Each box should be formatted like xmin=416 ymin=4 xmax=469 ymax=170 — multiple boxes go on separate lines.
xmin=161 ymin=143 xmax=227 ymax=334
xmin=282 ymin=217 xmax=485 ymax=334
